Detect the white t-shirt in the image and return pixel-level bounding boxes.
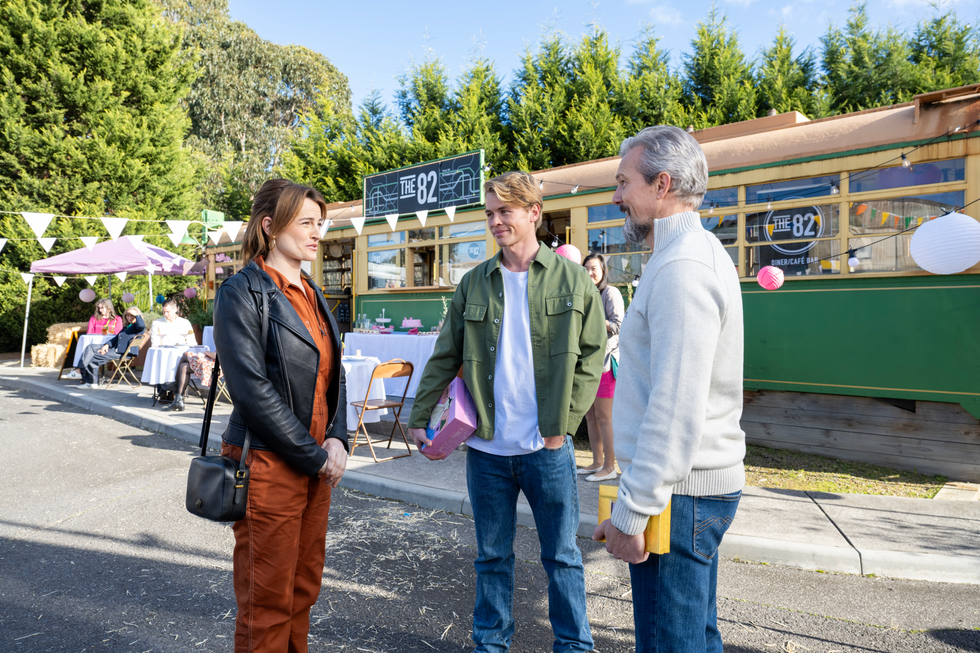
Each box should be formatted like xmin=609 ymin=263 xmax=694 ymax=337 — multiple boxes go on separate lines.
xmin=151 ymin=316 xmax=196 ymax=347
xmin=466 ymin=266 xmax=543 ymax=456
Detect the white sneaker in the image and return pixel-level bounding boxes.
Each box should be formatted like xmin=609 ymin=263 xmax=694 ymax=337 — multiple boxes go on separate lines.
xmin=65 ymin=369 xmax=81 ymax=379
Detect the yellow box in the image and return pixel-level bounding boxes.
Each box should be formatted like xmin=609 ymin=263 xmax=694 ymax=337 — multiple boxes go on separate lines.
xmin=597 ymin=484 xmax=670 ymax=554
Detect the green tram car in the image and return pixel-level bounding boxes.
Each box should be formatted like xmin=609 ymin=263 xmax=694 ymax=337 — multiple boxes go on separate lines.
xmin=207 ymin=84 xmax=980 ymax=482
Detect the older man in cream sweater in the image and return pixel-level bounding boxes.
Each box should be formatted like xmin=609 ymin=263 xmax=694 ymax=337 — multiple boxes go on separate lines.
xmin=593 ymin=125 xmax=745 ymax=653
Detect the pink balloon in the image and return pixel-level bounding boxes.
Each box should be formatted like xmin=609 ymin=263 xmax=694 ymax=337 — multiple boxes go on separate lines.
xmin=79 ymin=288 xmax=96 ymax=302
xmin=122 ymin=292 xmax=135 ymax=303
xmin=757 ymin=266 xmax=785 ymax=290
xmin=555 ymin=244 xmax=582 ymax=264
xmin=183 ymin=287 xmax=197 ymax=299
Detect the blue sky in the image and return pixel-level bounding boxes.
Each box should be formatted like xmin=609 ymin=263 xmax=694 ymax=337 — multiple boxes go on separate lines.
xmin=228 ymin=0 xmax=979 ymax=112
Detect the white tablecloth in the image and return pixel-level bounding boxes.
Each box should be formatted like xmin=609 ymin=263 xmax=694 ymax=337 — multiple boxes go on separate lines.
xmin=73 ymin=334 xmax=115 ymax=367
xmin=342 ymin=332 xmax=438 ymax=398
xmin=140 ymin=346 xmax=209 ymax=385
xmin=203 ymin=326 xmax=215 ymax=353
xmin=342 ymin=356 xmax=387 ymax=428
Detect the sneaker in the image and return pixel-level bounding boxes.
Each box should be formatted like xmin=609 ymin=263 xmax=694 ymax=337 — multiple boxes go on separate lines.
xmin=65 ymin=369 xmax=81 ymax=379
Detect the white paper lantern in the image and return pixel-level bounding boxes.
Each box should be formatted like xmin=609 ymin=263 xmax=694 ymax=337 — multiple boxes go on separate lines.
xmin=910 ymin=213 xmax=980 ymax=275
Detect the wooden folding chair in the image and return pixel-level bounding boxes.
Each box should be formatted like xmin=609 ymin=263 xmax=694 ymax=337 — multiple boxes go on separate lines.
xmin=188 ymin=367 xmax=233 ymax=405
xmin=349 ymin=359 xmax=414 ymax=462
xmin=105 ymin=335 xmax=145 ymax=389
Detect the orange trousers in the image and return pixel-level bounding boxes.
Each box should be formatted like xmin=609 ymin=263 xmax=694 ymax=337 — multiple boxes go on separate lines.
xmin=222 ymin=444 xmax=332 ymax=653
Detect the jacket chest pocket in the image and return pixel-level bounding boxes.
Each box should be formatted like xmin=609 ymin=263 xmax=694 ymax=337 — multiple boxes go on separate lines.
xmin=462 ymin=303 xmax=487 ymax=362
xmin=545 ymin=294 xmax=583 ymax=355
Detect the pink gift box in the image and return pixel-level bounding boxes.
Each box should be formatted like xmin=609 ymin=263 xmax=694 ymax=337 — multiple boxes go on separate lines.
xmin=423 ymin=377 xmax=479 ymax=458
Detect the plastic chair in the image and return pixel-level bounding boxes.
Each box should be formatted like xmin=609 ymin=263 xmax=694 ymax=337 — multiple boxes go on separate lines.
xmin=349 ymin=359 xmax=414 ymax=462
xmin=105 ymin=335 xmax=146 ymax=389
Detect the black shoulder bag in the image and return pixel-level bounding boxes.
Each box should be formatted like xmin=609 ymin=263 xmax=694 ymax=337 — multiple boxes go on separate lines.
xmin=185 ymin=291 xmax=268 ymax=522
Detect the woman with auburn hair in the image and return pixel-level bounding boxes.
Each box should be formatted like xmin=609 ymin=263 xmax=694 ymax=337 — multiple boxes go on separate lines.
xmin=213 ymin=179 xmax=347 ymax=652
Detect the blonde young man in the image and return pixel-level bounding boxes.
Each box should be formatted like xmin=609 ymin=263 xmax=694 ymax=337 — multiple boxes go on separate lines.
xmin=409 ymin=172 xmax=606 ymax=653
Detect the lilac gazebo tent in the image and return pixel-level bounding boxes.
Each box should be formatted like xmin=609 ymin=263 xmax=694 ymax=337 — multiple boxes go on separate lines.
xmin=22 ymin=238 xmax=205 ymax=366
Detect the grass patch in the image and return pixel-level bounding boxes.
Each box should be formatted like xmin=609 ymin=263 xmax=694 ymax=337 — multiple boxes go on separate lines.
xmin=743 ymin=445 xmax=946 ymax=499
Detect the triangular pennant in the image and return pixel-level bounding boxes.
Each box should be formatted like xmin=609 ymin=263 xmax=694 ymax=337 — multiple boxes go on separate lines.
xmin=0 ymin=238 xmax=7 ymax=254
xmin=905 ymin=215 xmax=911 ymax=230
xmin=350 ymin=216 xmax=366 ymax=235
xmin=182 ymin=261 xmax=196 ymax=275
xmin=385 ymin=214 xmax=399 ymax=231
xmin=100 ymin=217 xmax=128 ymax=240
xmin=79 ymin=236 xmax=98 ymax=250
xmin=127 ymin=235 xmax=144 ymax=244
xmin=53 ymin=276 xmax=66 ymax=287
xmin=880 ymin=212 xmax=888 ymax=226
xmin=144 ymin=264 xmax=156 ymax=274
xmin=20 ymin=272 xmax=34 ymax=285
xmin=208 ymin=229 xmax=222 ymax=245
xmin=115 ymin=272 xmax=127 ymax=282
xmin=21 ymin=212 xmax=54 ymax=238
xmin=166 ymin=220 xmax=190 ymax=239
xmin=319 ymin=219 xmax=333 ymax=238
xmin=444 ymin=206 xmax=457 ymax=222
xmin=222 ymin=221 xmax=243 ymax=242
xmin=168 ymin=232 xmax=184 ymax=247
xmin=84 ymin=275 xmax=97 ymax=286
xmin=416 ymin=210 xmax=428 ymax=227
xmin=37 ymin=237 xmax=56 ymax=252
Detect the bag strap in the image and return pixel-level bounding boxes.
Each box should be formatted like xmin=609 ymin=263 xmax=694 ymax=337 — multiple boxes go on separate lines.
xmin=198 ymin=289 xmax=269 ymax=461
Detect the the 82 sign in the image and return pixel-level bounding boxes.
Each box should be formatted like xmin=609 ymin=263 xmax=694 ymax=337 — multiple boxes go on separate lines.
xmin=763 ymin=205 xmax=825 ymax=255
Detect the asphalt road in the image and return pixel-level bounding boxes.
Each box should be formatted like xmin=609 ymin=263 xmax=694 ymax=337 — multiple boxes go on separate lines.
xmin=1 ymin=384 xmax=978 ymax=652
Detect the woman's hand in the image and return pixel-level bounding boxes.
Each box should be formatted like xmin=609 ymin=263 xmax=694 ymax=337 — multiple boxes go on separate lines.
xmin=317 ymin=438 xmax=348 ymax=487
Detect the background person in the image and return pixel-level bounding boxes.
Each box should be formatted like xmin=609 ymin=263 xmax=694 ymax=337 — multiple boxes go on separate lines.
xmin=214 ymin=178 xmax=348 ymax=653
xmin=409 ymin=171 xmax=606 ymax=653
xmin=579 ymin=253 xmax=624 ymax=482
xmin=87 ymin=298 xmax=122 ymax=335
xmin=77 ymin=307 xmax=144 ymax=388
xmin=162 ymin=350 xmax=217 ymax=412
xmin=593 ymin=126 xmax=745 ymax=653
xmin=150 ymin=298 xmax=196 ymax=346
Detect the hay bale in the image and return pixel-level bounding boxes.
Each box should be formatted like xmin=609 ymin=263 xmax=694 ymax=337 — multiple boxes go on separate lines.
xmin=31 ymin=343 xmax=67 ymax=368
xmin=47 ymin=322 xmax=86 ymax=346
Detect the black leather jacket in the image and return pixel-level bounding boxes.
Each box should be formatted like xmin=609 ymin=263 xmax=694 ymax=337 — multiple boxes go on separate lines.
xmin=213 ymin=261 xmax=348 ymax=477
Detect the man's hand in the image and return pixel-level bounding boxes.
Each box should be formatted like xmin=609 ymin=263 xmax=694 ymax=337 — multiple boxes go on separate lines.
xmin=317 ymin=438 xmax=348 ymax=488
xmin=543 ymin=435 xmax=565 ymax=450
xmin=98 ymin=345 xmax=109 ymax=355
xmin=409 ymin=427 xmax=446 ymax=460
xmin=593 ymin=519 xmax=649 ymax=564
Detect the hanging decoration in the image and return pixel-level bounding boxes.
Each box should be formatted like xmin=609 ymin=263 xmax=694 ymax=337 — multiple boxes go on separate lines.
xmin=53 ymin=276 xmax=66 ymax=287
xmin=222 ymin=221 xmax=243 ymax=242
xmin=84 ymin=275 xmax=98 ymax=286
xmin=444 ymin=206 xmax=457 ymax=222
xmin=757 ymin=266 xmax=785 ymax=290
xmin=37 ymin=237 xmax=56 ymax=253
xmin=115 ymin=272 xmax=128 ymax=282
xmin=79 ymin=236 xmax=99 ymax=250
xmin=21 ymin=212 xmax=53 ymax=239
xmin=909 ymin=212 xmax=980 ymax=275
xmin=385 ymin=214 xmax=399 ymax=231
xmin=100 ymin=217 xmax=128 ymax=240
xmin=555 ymin=244 xmax=582 ymax=264
xmin=20 ymin=272 xmax=34 ymax=285
xmin=416 ymin=209 xmax=428 ymax=227
xmin=0 ymin=238 xmax=7 ymax=254
xmin=79 ymin=288 xmax=96 ymax=302
xmin=167 ymin=233 xmax=184 ymax=247
xmin=166 ymin=220 xmax=190 ymax=240
xmin=122 ymin=292 xmax=135 ymax=303
xmin=127 ymin=235 xmax=144 ymax=244
xmin=319 ymin=219 xmax=333 ymax=238
xmin=183 ymin=287 xmax=197 ymax=299
xmin=349 ymin=216 xmax=366 ymax=235
xmin=155 ymin=294 xmax=165 ymax=304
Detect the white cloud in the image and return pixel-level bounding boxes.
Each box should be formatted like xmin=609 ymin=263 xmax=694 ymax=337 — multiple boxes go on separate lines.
xmin=725 ymin=0 xmax=758 ymax=7
xmin=648 ymin=4 xmax=685 ymax=26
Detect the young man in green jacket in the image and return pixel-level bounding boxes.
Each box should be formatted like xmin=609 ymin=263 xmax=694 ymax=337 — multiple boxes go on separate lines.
xmin=409 ymin=171 xmax=606 ymax=652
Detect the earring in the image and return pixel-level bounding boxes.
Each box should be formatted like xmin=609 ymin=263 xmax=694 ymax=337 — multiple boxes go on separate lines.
xmin=270 ymin=237 xmax=276 ymax=250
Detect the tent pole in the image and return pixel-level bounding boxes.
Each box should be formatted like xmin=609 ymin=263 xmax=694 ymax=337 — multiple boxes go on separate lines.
xmin=148 ymin=273 xmax=153 ymax=312
xmin=20 ymin=277 xmax=34 ymax=369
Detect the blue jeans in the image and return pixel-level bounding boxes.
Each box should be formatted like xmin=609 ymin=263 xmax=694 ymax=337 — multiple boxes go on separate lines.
xmin=466 ymin=437 xmax=593 ymax=653
xmin=78 ymin=343 xmax=121 ymax=384
xmin=629 ymin=492 xmax=741 ymax=653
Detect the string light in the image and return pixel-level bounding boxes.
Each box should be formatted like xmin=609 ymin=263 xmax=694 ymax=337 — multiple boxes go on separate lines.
xmin=830 ymin=182 xmax=839 ymax=195
xmin=571 ymin=185 xmax=580 ymax=194
xmin=766 ymin=197 xmax=772 ymax=210
xmin=539 ymin=179 xmax=545 ymax=190
xmin=901 ymin=154 xmax=913 ymax=170
xmin=708 ymin=203 xmax=715 ymax=214
xmin=847 ymin=249 xmax=860 ymax=267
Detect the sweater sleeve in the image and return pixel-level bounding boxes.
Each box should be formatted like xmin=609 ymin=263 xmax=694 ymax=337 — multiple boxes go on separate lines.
xmin=611 ymin=260 xmax=726 ymax=536
xmin=87 ymin=317 xmax=99 ymax=334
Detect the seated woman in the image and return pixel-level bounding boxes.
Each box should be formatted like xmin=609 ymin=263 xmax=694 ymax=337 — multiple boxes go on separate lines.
xmin=78 ymin=307 xmax=145 ymax=388
xmin=150 ymin=298 xmax=196 ymax=347
xmin=88 ymin=298 xmax=123 ymax=335
xmin=163 ymin=349 xmax=220 ymax=412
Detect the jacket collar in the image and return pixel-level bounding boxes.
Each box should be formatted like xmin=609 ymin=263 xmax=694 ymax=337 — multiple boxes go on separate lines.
xmin=484 ymin=240 xmax=552 ymax=276
xmin=652 ymin=211 xmax=704 ymax=256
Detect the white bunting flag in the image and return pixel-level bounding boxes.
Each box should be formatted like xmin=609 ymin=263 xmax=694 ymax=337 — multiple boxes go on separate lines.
xmin=208 ymin=228 xmax=222 ymax=245
xmin=385 ymin=214 xmax=399 ymax=231
xmin=222 ymin=221 xmax=243 ymax=243
xmin=115 ymin=272 xmax=127 ymax=282
xmin=37 ymin=237 xmax=56 ymax=253
xmin=416 ymin=210 xmax=428 ymax=227
xmin=20 ymin=272 xmax=34 ymax=285
xmin=182 ymin=261 xmax=197 ymax=275
xmin=349 ymin=216 xmax=366 ymax=235
xmin=0 ymin=238 xmax=7 ymax=254
xmin=444 ymin=206 xmax=457 ymax=222
xmin=167 ymin=232 xmax=184 ymax=247
xmin=84 ymin=275 xmax=98 ymax=286
xmin=21 ymin=212 xmax=54 ymax=238
xmin=166 ymin=220 xmax=190 ymax=240
xmin=100 ymin=217 xmax=128 ymax=240
xmin=319 ymin=219 xmax=333 ymax=238
xmin=79 ymin=236 xmax=98 ymax=250
xmin=53 ymin=276 xmax=66 ymax=287
xmin=127 ymin=235 xmax=144 ymax=244
xmin=144 ymin=264 xmax=156 ymax=274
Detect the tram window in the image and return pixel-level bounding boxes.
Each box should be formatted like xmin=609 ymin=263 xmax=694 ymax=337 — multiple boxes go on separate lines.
xmin=699 ymin=188 xmax=738 ymax=212
xmin=850 ymin=159 xmax=964 ymax=194
xmin=700 ymin=214 xmax=738 ymax=246
xmin=588 ymin=204 xmax=622 ymax=223
xmin=441 ymin=223 xmax=486 ymax=239
xmin=745 ymin=239 xmax=839 ymax=277
xmin=367 ymin=248 xmax=406 ymax=289
xmin=849 ymin=191 xmax=964 ymax=234
xmin=746 ymin=174 xmax=840 ymax=205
